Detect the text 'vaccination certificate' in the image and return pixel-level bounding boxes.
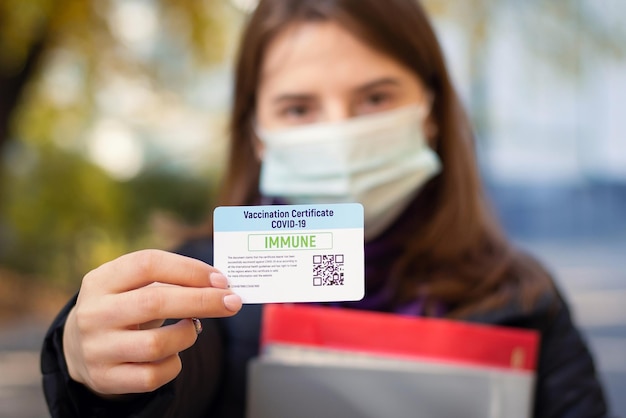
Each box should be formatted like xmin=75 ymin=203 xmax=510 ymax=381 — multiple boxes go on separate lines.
xmin=213 ymin=203 xmax=365 ymax=304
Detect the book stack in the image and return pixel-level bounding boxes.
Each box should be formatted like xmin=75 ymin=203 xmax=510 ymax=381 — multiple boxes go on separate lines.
xmin=246 ymin=304 xmax=539 ymax=418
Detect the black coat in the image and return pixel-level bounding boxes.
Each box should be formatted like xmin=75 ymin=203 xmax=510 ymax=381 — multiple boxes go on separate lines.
xmin=41 ymin=238 xmax=608 ymax=417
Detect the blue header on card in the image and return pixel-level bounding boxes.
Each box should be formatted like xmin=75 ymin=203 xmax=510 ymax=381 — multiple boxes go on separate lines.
xmin=214 ymin=203 xmax=364 ymax=232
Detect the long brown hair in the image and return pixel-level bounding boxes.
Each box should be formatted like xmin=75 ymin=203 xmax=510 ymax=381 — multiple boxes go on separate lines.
xmin=219 ymin=0 xmax=553 ymax=318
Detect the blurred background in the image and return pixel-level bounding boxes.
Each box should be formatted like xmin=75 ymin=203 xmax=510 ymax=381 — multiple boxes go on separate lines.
xmin=0 ymin=0 xmax=624 ymax=416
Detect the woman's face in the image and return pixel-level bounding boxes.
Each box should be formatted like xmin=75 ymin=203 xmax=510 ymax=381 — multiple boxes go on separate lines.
xmin=256 ymin=21 xmax=432 ymax=132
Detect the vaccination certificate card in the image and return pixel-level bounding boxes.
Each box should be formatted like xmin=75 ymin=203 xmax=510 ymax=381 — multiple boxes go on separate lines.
xmin=213 ymin=203 xmax=364 ymax=304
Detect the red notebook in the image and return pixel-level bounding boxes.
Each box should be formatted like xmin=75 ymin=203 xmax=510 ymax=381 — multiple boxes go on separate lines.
xmin=261 ymin=304 xmax=540 ymax=372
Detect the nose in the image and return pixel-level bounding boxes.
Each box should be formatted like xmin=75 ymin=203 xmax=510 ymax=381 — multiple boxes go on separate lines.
xmin=324 ymin=100 xmax=353 ymax=123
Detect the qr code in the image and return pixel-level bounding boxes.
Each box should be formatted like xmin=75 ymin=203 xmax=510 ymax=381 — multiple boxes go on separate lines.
xmin=312 ymin=254 xmax=344 ymax=286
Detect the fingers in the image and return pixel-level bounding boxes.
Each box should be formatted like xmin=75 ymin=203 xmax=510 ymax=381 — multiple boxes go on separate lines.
xmin=138 ymin=319 xmax=166 ymax=330
xmin=91 ymin=355 xmax=184 ymax=395
xmin=71 ymin=318 xmax=205 ymax=395
xmin=86 ymin=319 xmax=199 ymax=364
xmin=85 ymin=250 xmax=221 ymax=294
xmin=103 ymin=286 xmax=241 ymax=327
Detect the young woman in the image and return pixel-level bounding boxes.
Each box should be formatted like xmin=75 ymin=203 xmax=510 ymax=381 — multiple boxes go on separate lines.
xmin=42 ymin=0 xmax=608 ymax=416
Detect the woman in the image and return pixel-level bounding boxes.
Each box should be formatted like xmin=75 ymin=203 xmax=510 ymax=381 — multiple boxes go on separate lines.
xmin=42 ymin=0 xmax=608 ymax=416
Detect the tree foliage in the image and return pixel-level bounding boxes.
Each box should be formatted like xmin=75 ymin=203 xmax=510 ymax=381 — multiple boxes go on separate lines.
xmin=0 ymin=0 xmax=239 ymax=285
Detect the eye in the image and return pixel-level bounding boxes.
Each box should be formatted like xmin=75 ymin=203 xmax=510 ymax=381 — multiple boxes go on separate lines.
xmin=277 ymin=102 xmax=318 ymax=125
xmin=356 ymin=90 xmax=395 ymax=115
xmin=283 ymin=104 xmax=309 ymax=118
xmin=366 ymin=92 xmax=390 ymax=106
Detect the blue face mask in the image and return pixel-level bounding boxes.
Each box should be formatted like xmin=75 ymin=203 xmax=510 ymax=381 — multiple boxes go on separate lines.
xmin=256 ymin=104 xmax=441 ymax=241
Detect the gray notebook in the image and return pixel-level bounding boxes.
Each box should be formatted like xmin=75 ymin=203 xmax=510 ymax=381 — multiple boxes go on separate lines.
xmin=246 ymin=346 xmax=534 ymax=418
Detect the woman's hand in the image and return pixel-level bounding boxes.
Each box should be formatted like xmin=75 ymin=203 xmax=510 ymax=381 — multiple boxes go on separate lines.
xmin=62 ymin=249 xmax=242 ymax=396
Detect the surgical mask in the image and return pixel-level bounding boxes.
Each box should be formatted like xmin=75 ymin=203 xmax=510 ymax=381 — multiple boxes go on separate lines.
xmin=257 ymin=104 xmax=441 ymax=241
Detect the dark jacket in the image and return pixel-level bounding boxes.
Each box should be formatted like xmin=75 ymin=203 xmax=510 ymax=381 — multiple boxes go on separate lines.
xmin=41 ymin=237 xmax=608 ymax=417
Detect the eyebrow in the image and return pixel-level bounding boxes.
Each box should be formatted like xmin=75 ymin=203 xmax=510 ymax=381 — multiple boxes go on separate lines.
xmin=353 ymin=77 xmax=401 ymax=94
xmin=272 ymin=93 xmax=314 ymax=105
xmin=271 ymin=77 xmax=402 ymax=105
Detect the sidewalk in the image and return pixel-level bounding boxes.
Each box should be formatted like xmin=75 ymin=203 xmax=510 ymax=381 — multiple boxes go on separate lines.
xmin=0 ymin=318 xmax=50 ymax=418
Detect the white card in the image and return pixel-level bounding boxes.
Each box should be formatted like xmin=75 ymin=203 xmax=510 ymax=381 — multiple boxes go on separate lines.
xmin=213 ymin=203 xmax=364 ymax=304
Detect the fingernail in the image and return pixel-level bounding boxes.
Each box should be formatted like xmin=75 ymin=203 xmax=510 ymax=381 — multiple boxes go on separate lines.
xmin=209 ymin=272 xmax=228 ymax=289
xmin=223 ymin=294 xmax=242 ymax=312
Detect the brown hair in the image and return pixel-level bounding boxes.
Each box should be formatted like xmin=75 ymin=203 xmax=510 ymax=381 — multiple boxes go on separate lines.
xmin=219 ymin=0 xmax=553 ymax=318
